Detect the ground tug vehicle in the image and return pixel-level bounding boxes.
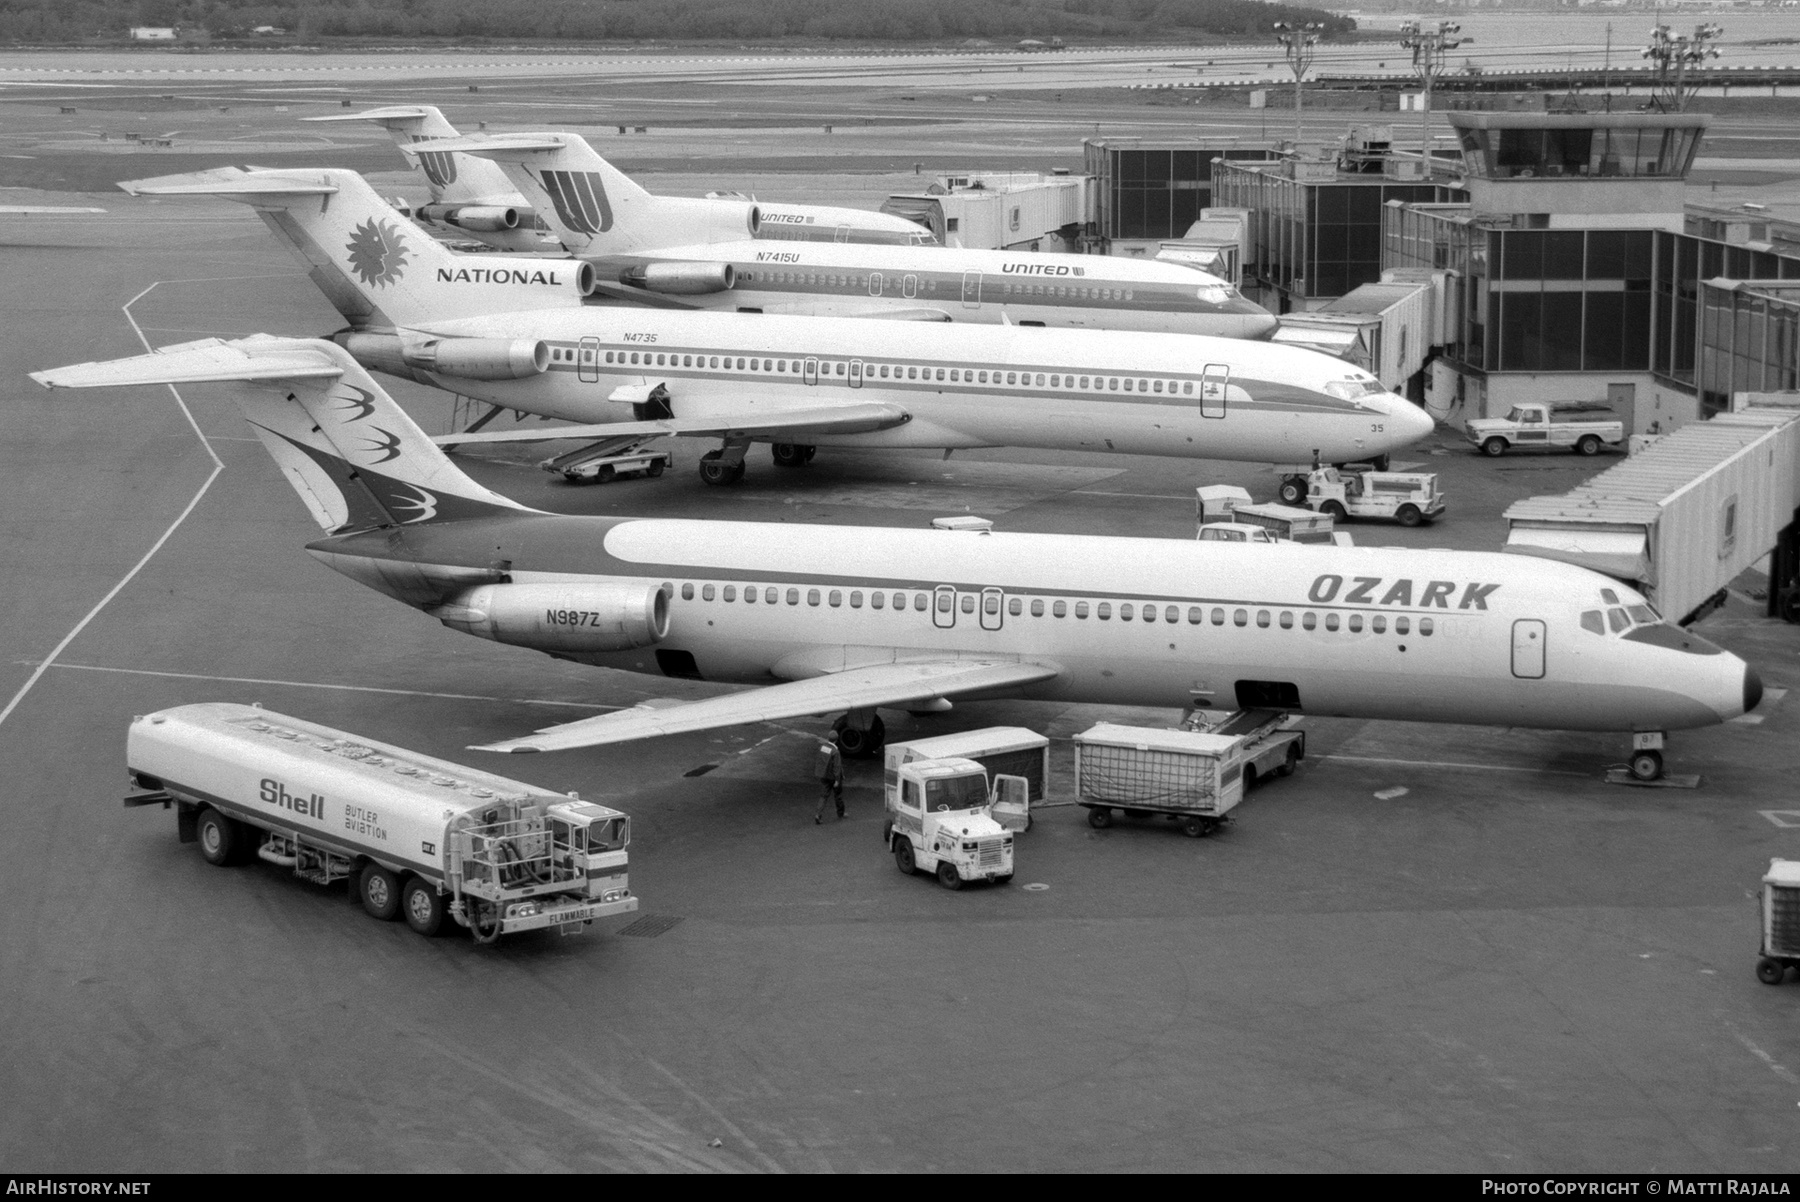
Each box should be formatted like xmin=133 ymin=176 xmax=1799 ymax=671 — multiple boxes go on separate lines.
xmin=1075 ymin=716 xmax=1303 ymax=837
xmin=125 ymin=703 xmax=638 ymax=943
xmin=1294 ymin=464 xmax=1445 ymax=527
xmin=1465 ymin=402 xmax=1625 ymax=458
xmin=884 ymin=727 xmax=1048 ymax=832
xmin=882 ymin=755 xmax=1022 ymax=889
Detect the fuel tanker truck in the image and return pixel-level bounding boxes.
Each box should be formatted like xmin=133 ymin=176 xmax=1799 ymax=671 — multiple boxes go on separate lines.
xmin=125 ymin=702 xmax=638 ymax=944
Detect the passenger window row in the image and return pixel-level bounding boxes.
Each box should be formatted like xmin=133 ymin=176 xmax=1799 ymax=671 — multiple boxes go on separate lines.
xmin=726 ymin=271 xmax=1137 ymax=305
xmin=672 ymin=581 xmax=1435 ymax=636
xmin=591 ymin=346 xmax=1196 ymax=396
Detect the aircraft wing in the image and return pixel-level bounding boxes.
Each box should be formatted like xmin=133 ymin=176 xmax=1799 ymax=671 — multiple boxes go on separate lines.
xmin=31 ymin=336 xmax=344 ymax=389
xmin=434 ymin=400 xmax=910 ymax=446
xmin=472 ymin=659 xmax=1060 ymax=753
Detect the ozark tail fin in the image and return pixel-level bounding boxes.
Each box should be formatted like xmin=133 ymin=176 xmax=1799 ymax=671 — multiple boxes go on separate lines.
xmin=117 ymin=167 xmax=586 ymax=326
xmin=32 ymin=336 xmax=529 ymax=533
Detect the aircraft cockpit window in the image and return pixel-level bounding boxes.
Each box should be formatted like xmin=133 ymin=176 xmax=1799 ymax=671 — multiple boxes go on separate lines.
xmin=1628 ymin=604 xmax=1657 ymax=624
xmin=1581 ymin=610 xmax=1605 ymax=635
xmin=1607 ymin=608 xmax=1630 ymax=633
xmin=1600 ymin=588 xmax=1620 ymax=605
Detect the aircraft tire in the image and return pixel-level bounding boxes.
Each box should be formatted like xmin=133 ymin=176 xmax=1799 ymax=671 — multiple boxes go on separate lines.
xmin=1629 ymin=750 xmax=1664 ymax=782
xmin=698 ymin=452 xmax=739 ymax=486
xmin=1370 ymin=454 xmax=1390 ymax=471
xmin=771 ymin=443 xmax=807 ymax=468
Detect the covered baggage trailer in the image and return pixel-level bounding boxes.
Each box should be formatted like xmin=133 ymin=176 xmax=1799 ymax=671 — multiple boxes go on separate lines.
xmin=1073 ymin=718 xmax=1303 ymax=838
xmin=1757 ymin=859 xmax=1800 ymax=985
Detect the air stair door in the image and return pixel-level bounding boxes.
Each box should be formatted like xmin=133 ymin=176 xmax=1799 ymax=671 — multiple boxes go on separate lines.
xmin=1200 ymin=364 xmax=1229 ymax=418
xmin=1511 ymin=619 xmax=1546 ymax=679
xmin=962 ymin=271 xmax=983 ymax=309
xmin=578 ymin=336 xmax=599 ymax=383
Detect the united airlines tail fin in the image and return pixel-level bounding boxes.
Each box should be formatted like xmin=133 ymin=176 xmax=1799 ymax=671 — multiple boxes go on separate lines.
xmin=302 ymin=105 xmax=524 ymax=209
xmin=419 ymin=132 xmax=760 ymax=254
xmin=118 ymin=167 xmax=590 ymax=327
xmin=32 ymin=336 xmax=529 ymax=533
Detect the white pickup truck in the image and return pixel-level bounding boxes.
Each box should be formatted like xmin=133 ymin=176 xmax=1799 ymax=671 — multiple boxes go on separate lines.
xmin=1466 ymin=403 xmax=1624 ymax=458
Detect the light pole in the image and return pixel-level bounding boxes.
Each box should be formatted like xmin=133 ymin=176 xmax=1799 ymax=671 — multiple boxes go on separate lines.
xmin=1399 ymin=19 xmax=1466 ymax=170
xmin=1642 ymin=22 xmax=1723 ymax=113
xmin=1273 ymin=21 xmax=1321 ymax=144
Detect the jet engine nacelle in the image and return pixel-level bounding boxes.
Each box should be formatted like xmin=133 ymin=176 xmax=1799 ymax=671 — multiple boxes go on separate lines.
xmin=621 ymin=262 xmax=736 ymax=295
xmin=417 ymin=203 xmax=521 ymax=233
xmin=339 ymin=333 xmax=550 ymax=382
xmin=432 ymin=583 xmax=670 ymax=653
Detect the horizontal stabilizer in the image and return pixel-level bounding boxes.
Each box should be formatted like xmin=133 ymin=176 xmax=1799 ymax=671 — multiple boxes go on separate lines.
xmin=473 ymin=659 xmax=1059 ymax=753
xmin=301 ymin=107 xmax=434 ymax=124
xmin=31 ymin=336 xmax=344 ymax=390
xmin=433 ymin=401 xmax=911 ymax=446
xmin=119 ymin=166 xmax=335 ymax=198
xmin=411 ymin=134 xmax=569 ymax=158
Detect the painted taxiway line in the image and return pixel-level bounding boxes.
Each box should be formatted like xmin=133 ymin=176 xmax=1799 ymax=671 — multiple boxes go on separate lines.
xmin=0 ymin=280 xmax=223 ymax=734
xmin=1317 ymin=753 xmax=1593 ymax=778
xmin=38 ymin=662 xmax=622 ymax=712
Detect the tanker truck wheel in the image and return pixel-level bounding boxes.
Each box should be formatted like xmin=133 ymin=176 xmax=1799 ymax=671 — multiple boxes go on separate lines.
xmin=402 ymin=876 xmax=446 ymax=937
xmin=358 ymin=864 xmax=403 ymax=921
xmin=195 ymin=808 xmax=244 ymax=867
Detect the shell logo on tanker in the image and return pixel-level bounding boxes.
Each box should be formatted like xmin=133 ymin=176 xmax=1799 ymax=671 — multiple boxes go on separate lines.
xmin=1308 ymin=575 xmax=1499 ymax=610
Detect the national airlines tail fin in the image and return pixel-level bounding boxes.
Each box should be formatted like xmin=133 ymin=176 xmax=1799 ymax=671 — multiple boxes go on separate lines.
xmin=117 ymin=167 xmax=588 ymax=327
xmin=419 ymin=132 xmax=759 ymax=254
xmin=302 ymin=105 xmax=521 ymax=207
xmin=32 ymin=336 xmax=529 ymax=533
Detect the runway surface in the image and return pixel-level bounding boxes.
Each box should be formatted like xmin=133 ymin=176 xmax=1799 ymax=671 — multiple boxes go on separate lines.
xmin=0 ymin=72 xmax=1798 ymax=1174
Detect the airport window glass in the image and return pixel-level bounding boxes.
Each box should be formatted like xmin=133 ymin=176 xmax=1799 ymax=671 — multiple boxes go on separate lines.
xmin=723 ymin=585 xmax=736 ymax=601
xmin=1303 ymin=612 xmax=1317 ymax=630
xmin=1541 ymin=291 xmax=1583 ymax=372
xmin=1348 ymin=614 xmax=1363 ymax=632
xmin=766 ymin=587 xmax=778 ymax=604
xmin=1372 ymin=615 xmax=1387 ymax=634
xmin=1187 ymin=607 xmax=1201 ymax=624
xmin=1325 ymin=613 xmax=1339 ymax=631
xmin=1234 ymin=609 xmax=1248 ymax=627
xmin=1031 ymin=599 xmax=1045 ymax=617
xmin=1054 ymin=601 xmax=1067 ymax=617
xmin=1420 ymin=617 xmax=1434 ymax=636
xmin=702 ymin=585 xmax=715 ymax=601
xmin=1279 ymin=611 xmax=1293 ymax=629
xmin=681 ymin=584 xmax=694 ymax=600
xmin=849 ymin=591 xmax=862 ymax=608
xmin=1099 ymin=603 xmax=1113 ymax=620
xmin=828 ymin=591 xmax=841 ymax=607
xmin=1075 ymin=602 xmax=1090 ymax=619
xmin=1395 ymin=616 xmax=1410 ymax=635
xmin=1212 ymin=608 xmax=1225 ymax=626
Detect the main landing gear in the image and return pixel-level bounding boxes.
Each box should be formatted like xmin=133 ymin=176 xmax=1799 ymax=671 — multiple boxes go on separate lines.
xmin=771 ymin=443 xmax=816 ymax=468
xmin=833 ymin=710 xmax=886 ymax=759
xmin=699 ymin=437 xmax=752 ymax=486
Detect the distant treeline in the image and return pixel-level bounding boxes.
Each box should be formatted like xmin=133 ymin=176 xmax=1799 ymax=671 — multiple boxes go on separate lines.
xmin=0 ymin=0 xmax=1356 ymax=43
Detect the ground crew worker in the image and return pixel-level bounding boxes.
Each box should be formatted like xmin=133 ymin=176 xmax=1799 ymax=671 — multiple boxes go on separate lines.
xmin=814 ymin=740 xmax=844 ymax=823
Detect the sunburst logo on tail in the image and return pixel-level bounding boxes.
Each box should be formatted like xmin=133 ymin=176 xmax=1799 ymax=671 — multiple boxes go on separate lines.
xmin=345 ymin=218 xmax=411 ymax=288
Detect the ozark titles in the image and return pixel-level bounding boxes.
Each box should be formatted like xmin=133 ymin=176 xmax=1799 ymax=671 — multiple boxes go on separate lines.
xmin=1309 ymin=574 xmax=1499 ymax=610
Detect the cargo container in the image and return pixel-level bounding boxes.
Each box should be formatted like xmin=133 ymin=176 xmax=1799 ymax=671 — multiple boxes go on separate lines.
xmin=1073 ymin=718 xmax=1302 ymax=838
xmin=1503 ymin=402 xmax=1800 ymax=625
